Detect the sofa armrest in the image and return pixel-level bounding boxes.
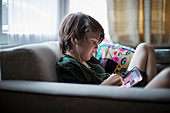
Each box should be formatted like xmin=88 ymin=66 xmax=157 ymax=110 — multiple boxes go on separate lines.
xmin=0 ymin=41 xmax=62 ymax=81
xmin=155 ymin=49 xmax=170 ymax=73
xmin=0 ymin=80 xmax=170 ymax=113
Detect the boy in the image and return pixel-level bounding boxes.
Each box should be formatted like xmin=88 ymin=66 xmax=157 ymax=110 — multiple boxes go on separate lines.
xmin=56 ymin=12 xmax=170 ymax=88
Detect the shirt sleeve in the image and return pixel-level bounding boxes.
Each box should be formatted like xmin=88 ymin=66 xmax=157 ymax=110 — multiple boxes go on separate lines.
xmin=57 ymin=62 xmax=89 ymax=84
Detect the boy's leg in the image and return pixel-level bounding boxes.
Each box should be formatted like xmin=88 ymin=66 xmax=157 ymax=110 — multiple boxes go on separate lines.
xmin=128 ymin=43 xmax=157 ymax=83
xmin=145 ymin=67 xmax=170 ymax=88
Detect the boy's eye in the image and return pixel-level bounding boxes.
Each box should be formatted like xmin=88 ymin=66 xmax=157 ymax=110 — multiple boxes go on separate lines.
xmin=91 ymin=40 xmax=97 ymax=45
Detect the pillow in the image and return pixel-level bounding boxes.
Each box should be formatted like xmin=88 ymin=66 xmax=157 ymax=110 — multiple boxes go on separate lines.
xmin=95 ymin=43 xmax=135 ymax=76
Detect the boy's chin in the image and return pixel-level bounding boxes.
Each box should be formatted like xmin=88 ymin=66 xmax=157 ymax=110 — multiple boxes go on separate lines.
xmin=83 ymin=57 xmax=91 ymax=61
xmin=87 ymin=56 xmax=92 ymax=61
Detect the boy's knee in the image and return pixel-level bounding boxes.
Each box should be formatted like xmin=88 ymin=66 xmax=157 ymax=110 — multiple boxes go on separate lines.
xmin=164 ymin=67 xmax=170 ymax=75
xmin=136 ymin=43 xmax=155 ymax=53
xmin=138 ymin=43 xmax=153 ymax=50
xmin=162 ymin=67 xmax=170 ymax=80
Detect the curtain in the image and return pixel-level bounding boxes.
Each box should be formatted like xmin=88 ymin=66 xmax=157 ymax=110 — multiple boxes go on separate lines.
xmin=8 ymin=0 xmax=60 ymax=45
xmin=107 ymin=0 xmax=170 ymax=47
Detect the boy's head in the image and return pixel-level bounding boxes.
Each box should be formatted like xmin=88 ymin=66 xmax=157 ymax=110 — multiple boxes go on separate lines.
xmin=59 ymin=12 xmax=104 ymax=55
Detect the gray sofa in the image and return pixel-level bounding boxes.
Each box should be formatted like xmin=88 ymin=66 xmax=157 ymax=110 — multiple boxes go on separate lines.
xmin=0 ymin=41 xmax=170 ymax=113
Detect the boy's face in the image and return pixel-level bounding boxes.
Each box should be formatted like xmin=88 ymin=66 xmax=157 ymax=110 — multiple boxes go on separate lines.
xmin=78 ymin=32 xmax=102 ymax=61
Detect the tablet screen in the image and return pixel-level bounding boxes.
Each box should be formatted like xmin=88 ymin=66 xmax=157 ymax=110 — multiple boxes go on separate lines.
xmin=122 ymin=67 xmax=143 ymax=88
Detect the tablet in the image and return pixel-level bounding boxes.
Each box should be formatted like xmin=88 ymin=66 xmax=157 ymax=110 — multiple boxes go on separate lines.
xmin=121 ymin=67 xmax=143 ymax=88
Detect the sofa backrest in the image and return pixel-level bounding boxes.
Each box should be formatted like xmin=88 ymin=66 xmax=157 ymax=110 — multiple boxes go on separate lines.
xmin=0 ymin=41 xmax=62 ymax=81
xmin=1 ymin=41 xmax=170 ymax=82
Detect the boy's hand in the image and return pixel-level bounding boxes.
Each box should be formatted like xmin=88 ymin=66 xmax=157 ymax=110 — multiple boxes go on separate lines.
xmin=100 ymin=74 xmax=124 ymax=86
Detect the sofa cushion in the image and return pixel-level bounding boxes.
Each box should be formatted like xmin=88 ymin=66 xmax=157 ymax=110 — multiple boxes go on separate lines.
xmin=95 ymin=43 xmax=170 ymax=74
xmin=1 ymin=41 xmax=62 ymax=81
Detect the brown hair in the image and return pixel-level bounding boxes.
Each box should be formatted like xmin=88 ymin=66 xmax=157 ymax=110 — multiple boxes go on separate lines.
xmin=59 ymin=12 xmax=104 ymax=55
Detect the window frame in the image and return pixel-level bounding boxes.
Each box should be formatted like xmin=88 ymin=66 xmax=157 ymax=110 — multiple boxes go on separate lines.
xmin=0 ymin=0 xmax=8 ymax=46
xmin=0 ymin=0 xmax=2 ymax=34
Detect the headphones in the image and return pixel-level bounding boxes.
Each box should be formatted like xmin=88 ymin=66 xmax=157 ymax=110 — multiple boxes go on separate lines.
xmin=75 ymin=39 xmax=78 ymax=44
xmin=75 ymin=39 xmax=78 ymax=47
xmin=75 ymin=38 xmax=83 ymax=62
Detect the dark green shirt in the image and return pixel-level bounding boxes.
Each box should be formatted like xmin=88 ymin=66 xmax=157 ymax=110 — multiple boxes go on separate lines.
xmin=56 ymin=55 xmax=106 ymax=84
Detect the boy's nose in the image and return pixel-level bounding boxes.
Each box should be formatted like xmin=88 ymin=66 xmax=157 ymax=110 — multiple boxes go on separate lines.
xmin=94 ymin=44 xmax=98 ymax=49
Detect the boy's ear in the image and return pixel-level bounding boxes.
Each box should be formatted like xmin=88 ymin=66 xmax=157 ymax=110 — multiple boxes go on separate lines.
xmin=70 ymin=33 xmax=77 ymax=45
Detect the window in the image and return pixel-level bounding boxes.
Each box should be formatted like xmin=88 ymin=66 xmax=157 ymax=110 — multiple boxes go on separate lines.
xmin=0 ymin=0 xmax=69 ymax=47
xmin=2 ymin=0 xmax=8 ymax=34
xmin=0 ymin=0 xmax=108 ymax=47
